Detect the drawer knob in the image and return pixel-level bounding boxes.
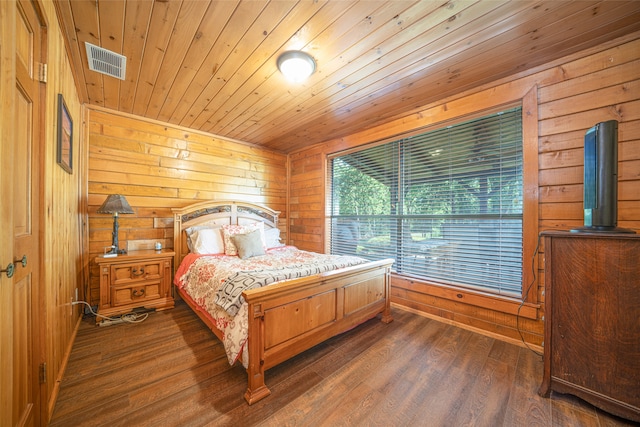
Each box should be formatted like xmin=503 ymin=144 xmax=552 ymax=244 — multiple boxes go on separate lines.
xmin=132 ymin=288 xmax=145 ymax=297
xmin=132 ymin=268 xmax=145 ymax=276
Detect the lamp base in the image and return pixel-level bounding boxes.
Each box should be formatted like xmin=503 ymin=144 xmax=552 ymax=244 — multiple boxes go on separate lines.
xmin=103 ymin=246 xmax=128 ymax=257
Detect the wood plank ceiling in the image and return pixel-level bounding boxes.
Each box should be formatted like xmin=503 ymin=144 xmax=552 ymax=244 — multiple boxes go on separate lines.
xmin=54 ymin=0 xmax=640 ymax=153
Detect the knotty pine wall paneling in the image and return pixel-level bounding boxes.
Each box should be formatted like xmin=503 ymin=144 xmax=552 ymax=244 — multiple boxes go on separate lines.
xmin=288 ymin=147 xmax=326 ymax=251
xmin=288 ymin=32 xmax=640 ymax=349
xmin=87 ymin=108 xmax=287 ymax=305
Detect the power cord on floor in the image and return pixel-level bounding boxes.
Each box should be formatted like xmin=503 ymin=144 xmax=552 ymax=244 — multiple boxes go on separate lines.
xmin=72 ymin=300 xmax=149 ymax=326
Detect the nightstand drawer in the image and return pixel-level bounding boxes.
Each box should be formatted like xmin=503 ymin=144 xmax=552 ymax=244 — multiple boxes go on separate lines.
xmin=95 ymin=250 xmax=175 ymax=323
xmin=112 ymin=281 xmax=161 ymax=306
xmin=111 ymin=260 xmax=163 ymax=285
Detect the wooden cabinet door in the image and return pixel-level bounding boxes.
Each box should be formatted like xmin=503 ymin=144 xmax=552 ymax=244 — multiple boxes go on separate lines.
xmin=540 ymin=232 xmax=640 ymax=422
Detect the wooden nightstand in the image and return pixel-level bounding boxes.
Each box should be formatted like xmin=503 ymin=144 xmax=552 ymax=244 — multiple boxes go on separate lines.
xmin=95 ymin=249 xmax=175 ymax=323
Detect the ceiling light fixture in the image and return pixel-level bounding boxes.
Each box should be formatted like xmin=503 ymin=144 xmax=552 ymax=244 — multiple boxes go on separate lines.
xmin=277 ymin=50 xmax=316 ymax=83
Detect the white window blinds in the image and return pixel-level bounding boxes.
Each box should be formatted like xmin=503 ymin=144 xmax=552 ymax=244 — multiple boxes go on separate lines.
xmin=328 ymin=107 xmax=523 ymax=297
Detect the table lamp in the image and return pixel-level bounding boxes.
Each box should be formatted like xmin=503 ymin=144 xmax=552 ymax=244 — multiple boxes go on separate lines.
xmin=97 ymin=194 xmax=134 ymax=256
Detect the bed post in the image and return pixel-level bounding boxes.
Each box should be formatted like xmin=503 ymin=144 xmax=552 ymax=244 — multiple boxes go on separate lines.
xmin=380 ymin=265 xmax=393 ymax=324
xmin=244 ymin=301 xmax=271 ymax=404
xmin=173 ymin=211 xmax=182 ymax=271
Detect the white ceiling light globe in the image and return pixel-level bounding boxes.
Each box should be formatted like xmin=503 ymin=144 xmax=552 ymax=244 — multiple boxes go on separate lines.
xmin=277 ymin=51 xmax=316 ymax=83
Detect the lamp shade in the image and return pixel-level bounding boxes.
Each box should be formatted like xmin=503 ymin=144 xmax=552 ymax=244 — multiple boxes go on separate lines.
xmin=277 ymin=50 xmax=316 ymax=82
xmin=97 ymin=194 xmax=135 ymax=215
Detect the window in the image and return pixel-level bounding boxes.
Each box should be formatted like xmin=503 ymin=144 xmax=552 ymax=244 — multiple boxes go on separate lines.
xmin=328 ymin=107 xmax=523 ymax=297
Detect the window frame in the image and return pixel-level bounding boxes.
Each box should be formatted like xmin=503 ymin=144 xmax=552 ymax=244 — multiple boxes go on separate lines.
xmin=325 ymin=88 xmax=539 ymax=312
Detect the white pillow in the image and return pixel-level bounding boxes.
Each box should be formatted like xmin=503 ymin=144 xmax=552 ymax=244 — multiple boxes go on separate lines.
xmin=264 ymin=227 xmax=284 ymax=248
xmin=190 ymin=228 xmax=225 ymax=254
xmin=184 ymin=219 xmax=229 ymax=249
xmin=221 ymin=222 xmax=265 ymax=256
xmin=185 ymin=225 xmax=216 ymax=251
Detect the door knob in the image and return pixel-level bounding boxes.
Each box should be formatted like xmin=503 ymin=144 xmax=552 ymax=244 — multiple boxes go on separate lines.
xmin=1 ymin=255 xmax=27 ymax=278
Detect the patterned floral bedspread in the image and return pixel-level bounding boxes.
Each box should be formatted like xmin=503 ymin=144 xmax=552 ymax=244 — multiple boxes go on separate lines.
xmin=174 ymin=246 xmax=367 ymax=366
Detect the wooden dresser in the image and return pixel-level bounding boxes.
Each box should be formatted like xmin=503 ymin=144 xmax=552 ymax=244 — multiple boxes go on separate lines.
xmin=95 ymin=249 xmax=175 ymax=323
xmin=539 ymin=231 xmax=639 ymax=422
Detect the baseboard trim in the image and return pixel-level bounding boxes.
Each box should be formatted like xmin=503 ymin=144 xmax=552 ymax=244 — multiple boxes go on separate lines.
xmin=391 ymin=302 xmax=544 ymax=354
xmin=46 ymin=313 xmax=83 ymax=422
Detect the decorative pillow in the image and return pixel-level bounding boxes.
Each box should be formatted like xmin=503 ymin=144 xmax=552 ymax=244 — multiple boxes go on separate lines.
xmin=231 ymin=229 xmax=266 ymax=259
xmin=221 ymin=222 xmax=265 ymax=256
xmin=190 ymin=228 xmax=225 ymax=254
xmin=264 ymin=227 xmax=284 ymax=248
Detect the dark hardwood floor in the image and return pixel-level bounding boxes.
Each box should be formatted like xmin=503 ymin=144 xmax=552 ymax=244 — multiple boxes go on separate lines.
xmin=50 ymin=301 xmax=636 ymax=427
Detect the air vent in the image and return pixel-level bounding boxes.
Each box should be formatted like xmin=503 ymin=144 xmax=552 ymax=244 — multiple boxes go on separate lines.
xmin=85 ymin=42 xmax=126 ymax=80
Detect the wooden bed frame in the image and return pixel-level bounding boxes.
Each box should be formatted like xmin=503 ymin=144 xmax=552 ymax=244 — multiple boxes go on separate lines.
xmin=172 ymin=200 xmax=394 ymax=404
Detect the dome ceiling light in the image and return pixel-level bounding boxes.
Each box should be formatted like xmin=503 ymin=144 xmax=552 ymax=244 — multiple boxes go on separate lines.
xmin=277 ymin=50 xmax=316 ymax=83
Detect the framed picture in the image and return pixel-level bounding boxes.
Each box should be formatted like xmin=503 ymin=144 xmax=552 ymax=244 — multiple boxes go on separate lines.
xmin=57 ymin=93 xmax=73 ymax=174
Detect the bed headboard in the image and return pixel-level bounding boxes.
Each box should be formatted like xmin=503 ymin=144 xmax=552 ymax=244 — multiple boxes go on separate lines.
xmin=172 ymin=200 xmax=280 ymax=268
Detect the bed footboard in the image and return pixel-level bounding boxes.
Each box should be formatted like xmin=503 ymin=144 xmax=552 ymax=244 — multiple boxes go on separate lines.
xmin=242 ymin=258 xmax=394 ymax=404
